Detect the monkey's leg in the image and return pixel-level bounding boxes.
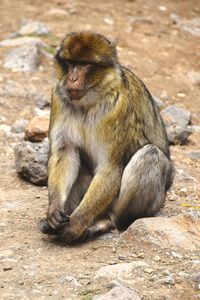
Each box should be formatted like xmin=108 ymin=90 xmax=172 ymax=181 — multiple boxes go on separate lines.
xmin=112 ymin=144 xmax=173 ymax=228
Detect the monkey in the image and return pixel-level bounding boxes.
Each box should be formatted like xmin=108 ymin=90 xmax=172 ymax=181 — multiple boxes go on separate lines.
xmin=40 ymin=31 xmax=174 ymax=243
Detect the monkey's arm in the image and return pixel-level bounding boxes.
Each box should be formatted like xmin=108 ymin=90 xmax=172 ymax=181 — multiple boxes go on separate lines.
xmin=59 ymin=164 xmax=122 ymax=242
xmin=46 ymin=88 xmax=80 ymax=230
xmin=47 ymin=146 xmax=80 ymax=230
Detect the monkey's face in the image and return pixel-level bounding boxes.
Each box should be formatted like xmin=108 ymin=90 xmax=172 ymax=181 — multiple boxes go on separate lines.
xmin=54 ymin=32 xmax=118 ymax=100
xmin=62 ymin=61 xmax=104 ymax=100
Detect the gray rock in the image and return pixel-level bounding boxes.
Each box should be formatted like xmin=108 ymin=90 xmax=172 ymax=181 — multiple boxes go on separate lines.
xmin=161 ymin=105 xmax=192 ymax=144
xmin=11 ymin=119 xmax=28 ymax=134
xmin=94 ymin=261 xmax=148 ymax=281
xmin=121 ymin=214 xmax=200 ymax=251
xmin=15 ymin=141 xmax=49 ymax=186
xmin=17 ymin=20 xmax=50 ymax=36
xmin=0 ymin=250 xmax=14 ymax=260
xmin=188 ymin=125 xmax=200 ymax=133
xmin=130 ymin=16 xmax=153 ymax=24
xmin=44 ymin=9 xmax=68 ymax=17
xmin=171 ymin=14 xmax=200 ymax=37
xmin=189 ymin=272 xmax=200 ymax=290
xmin=59 ymin=275 xmax=81 ymax=286
xmin=157 ymin=274 xmax=175 ymax=286
xmin=166 ymin=124 xmax=192 ymax=145
xmin=0 ymin=37 xmax=42 ymax=47
xmin=187 ymin=71 xmax=200 ymax=85
xmin=186 ymin=151 xmax=200 ymax=160
xmin=153 ymin=96 xmax=165 ymax=109
xmin=3 ymin=43 xmax=40 ymax=72
xmin=0 ymin=80 xmax=26 ymax=99
xmin=93 ymin=286 xmax=141 ymax=300
xmin=161 ymin=105 xmax=191 ymax=126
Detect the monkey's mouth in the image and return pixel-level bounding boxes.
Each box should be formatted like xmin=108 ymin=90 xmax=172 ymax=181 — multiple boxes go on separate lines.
xmin=68 ymin=89 xmax=87 ymax=100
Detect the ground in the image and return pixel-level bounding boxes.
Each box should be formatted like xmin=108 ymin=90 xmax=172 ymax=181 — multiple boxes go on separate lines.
xmin=0 ymin=0 xmax=199 ymax=299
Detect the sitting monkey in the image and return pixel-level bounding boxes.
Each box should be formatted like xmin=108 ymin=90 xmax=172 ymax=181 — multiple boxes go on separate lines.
xmin=40 ymin=32 xmax=174 ymax=243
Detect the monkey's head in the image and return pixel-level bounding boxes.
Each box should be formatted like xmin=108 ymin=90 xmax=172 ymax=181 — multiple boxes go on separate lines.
xmin=55 ymin=32 xmax=118 ymax=100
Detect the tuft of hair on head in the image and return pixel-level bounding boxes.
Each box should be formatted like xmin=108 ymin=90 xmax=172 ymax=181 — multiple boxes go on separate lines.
xmin=55 ymin=31 xmax=118 ymax=67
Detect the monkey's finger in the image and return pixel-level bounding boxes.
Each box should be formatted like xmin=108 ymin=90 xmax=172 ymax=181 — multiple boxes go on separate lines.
xmin=48 ymin=211 xmax=70 ymax=229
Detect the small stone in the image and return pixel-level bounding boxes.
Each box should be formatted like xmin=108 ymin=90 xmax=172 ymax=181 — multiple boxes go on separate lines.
xmin=166 ymin=124 xmax=192 ymax=145
xmin=0 ymin=124 xmax=11 ymax=135
xmin=103 ymin=18 xmax=114 ymax=26
xmin=187 ymin=71 xmax=200 ymax=85
xmin=188 ymin=125 xmax=200 ymax=133
xmin=171 ymin=251 xmax=183 ymax=259
xmin=59 ymin=275 xmax=81 ymax=286
xmin=44 ymin=9 xmax=68 ymax=17
xmin=144 ymin=268 xmax=154 ymax=274
xmin=153 ymin=96 xmax=165 ymax=109
xmin=11 ymin=119 xmax=28 ymax=134
xmin=186 ymin=151 xmax=200 ymax=160
xmin=3 ymin=266 xmax=13 ymax=271
xmin=17 ymin=20 xmax=50 ymax=36
xmin=158 ymin=6 xmax=167 ymax=11
xmin=25 ymin=116 xmax=49 ymax=142
xmin=93 ymin=286 xmax=141 ymax=300
xmin=15 ymin=140 xmax=49 ymax=186
xmin=161 ymin=105 xmax=191 ymax=127
xmin=158 ymin=274 xmax=174 ymax=285
xmin=180 ymin=188 xmax=187 ymax=193
xmin=154 ymin=255 xmax=161 ymax=262
xmin=3 ymin=43 xmax=40 ymax=72
xmin=94 ymin=261 xmax=148 ymax=281
xmin=0 ymin=250 xmax=14 ymax=260
xmin=118 ymin=255 xmax=126 ymax=261
xmin=130 ymin=16 xmax=153 ymax=25
xmin=0 ymin=37 xmax=42 ymax=47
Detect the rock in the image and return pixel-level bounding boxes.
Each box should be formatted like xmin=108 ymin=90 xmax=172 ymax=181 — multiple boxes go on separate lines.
xmin=44 ymin=9 xmax=68 ymax=17
xmin=186 ymin=151 xmax=200 ymax=160
xmin=25 ymin=116 xmax=49 ymax=142
xmin=188 ymin=125 xmax=200 ymax=133
xmin=103 ymin=18 xmax=114 ymax=26
xmin=189 ymin=272 xmax=200 ymax=290
xmin=59 ymin=275 xmax=81 ymax=286
xmin=15 ymin=141 xmax=49 ymax=186
xmin=161 ymin=105 xmax=192 ymax=144
xmin=0 ymin=80 xmax=26 ymax=99
xmin=161 ymin=105 xmax=191 ymax=127
xmin=17 ymin=20 xmax=50 ymax=36
xmin=93 ymin=286 xmax=141 ymax=300
xmin=94 ymin=261 xmax=148 ymax=281
xmin=157 ymin=274 xmax=175 ymax=285
xmin=187 ymin=71 xmax=200 ymax=85
xmin=171 ymin=14 xmax=200 ymax=37
xmin=121 ymin=213 xmax=200 ymax=251
xmin=3 ymin=43 xmax=40 ymax=72
xmin=11 ymin=119 xmax=28 ymax=134
xmin=130 ymin=16 xmax=153 ymax=24
xmin=0 ymin=124 xmax=11 ymax=136
xmin=153 ymin=96 xmax=165 ymax=109
xmin=0 ymin=250 xmax=14 ymax=260
xmin=0 ymin=37 xmax=42 ymax=47
xmin=34 ymin=108 xmax=50 ymax=118
xmin=166 ymin=124 xmax=192 ymax=145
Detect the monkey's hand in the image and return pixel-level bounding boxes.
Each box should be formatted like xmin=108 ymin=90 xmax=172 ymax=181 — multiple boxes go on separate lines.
xmin=47 ymin=204 xmax=70 ymax=232
xmin=58 ymin=217 xmax=85 ymax=243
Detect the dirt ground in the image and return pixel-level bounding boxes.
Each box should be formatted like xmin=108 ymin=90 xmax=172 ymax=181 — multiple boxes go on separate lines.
xmin=0 ymin=0 xmax=200 ymax=299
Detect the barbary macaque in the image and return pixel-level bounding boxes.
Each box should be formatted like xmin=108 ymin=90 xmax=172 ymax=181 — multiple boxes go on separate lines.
xmin=40 ymin=32 xmax=174 ymax=243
